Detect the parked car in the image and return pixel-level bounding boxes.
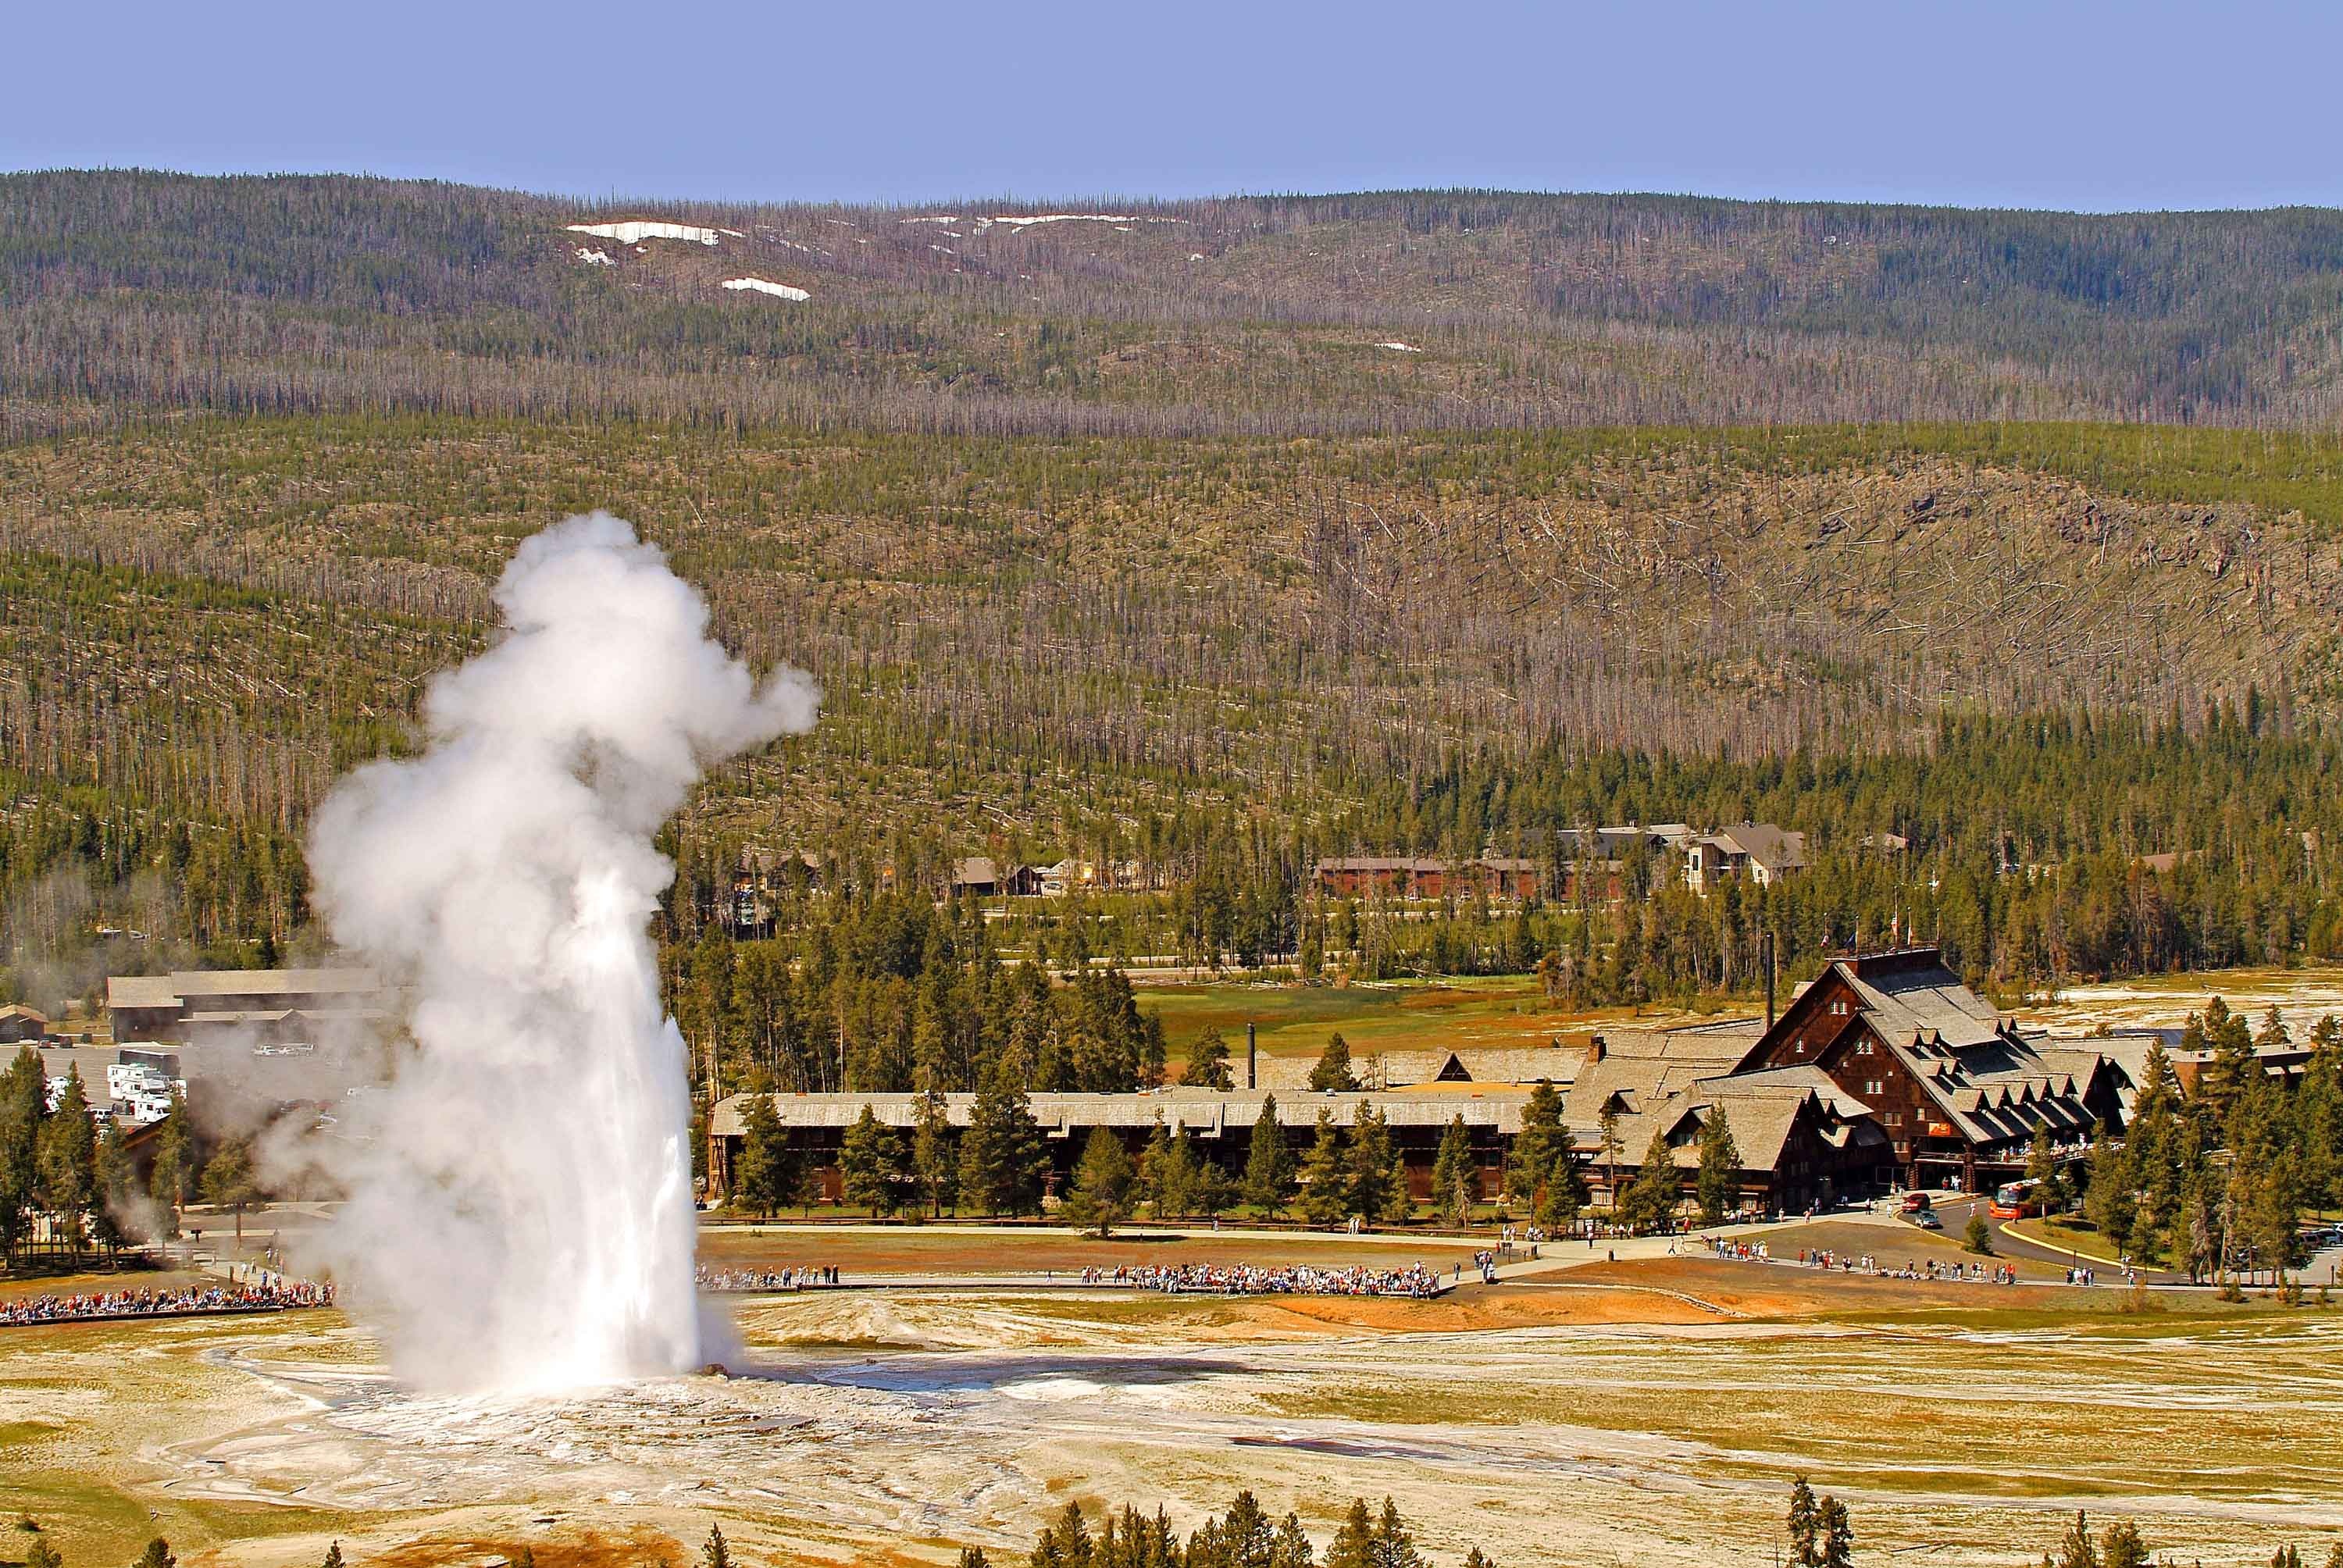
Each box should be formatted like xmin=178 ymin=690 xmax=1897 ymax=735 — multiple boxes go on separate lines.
xmin=1906 ymin=1209 xmax=1944 ymax=1230
xmin=1900 ymin=1191 xmax=1934 ymax=1213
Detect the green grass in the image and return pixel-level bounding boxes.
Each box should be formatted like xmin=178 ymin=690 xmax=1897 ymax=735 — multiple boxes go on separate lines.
xmin=1133 ymin=974 xmax=1627 ymax=1058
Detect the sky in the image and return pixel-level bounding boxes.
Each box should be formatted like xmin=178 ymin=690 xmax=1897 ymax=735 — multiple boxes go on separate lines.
xmin=9 ymin=1 xmax=2340 ymax=212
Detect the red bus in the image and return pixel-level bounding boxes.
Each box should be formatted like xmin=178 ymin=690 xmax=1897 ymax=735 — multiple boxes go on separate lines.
xmin=1988 ymin=1180 xmax=2038 ymax=1220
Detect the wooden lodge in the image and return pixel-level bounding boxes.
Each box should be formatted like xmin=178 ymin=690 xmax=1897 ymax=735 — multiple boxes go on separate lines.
xmin=1729 ymin=947 xmax=2125 ymax=1192
xmin=1314 ymin=855 xmax=1540 ymax=901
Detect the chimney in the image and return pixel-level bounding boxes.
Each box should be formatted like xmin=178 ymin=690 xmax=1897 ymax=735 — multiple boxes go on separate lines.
xmin=1246 ymin=1022 xmax=1257 ymax=1089
xmin=1763 ymin=932 xmax=1778 ymax=1028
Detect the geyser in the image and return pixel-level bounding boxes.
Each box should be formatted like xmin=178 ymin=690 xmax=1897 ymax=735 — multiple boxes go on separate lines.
xmin=301 ymin=512 xmax=818 ymax=1393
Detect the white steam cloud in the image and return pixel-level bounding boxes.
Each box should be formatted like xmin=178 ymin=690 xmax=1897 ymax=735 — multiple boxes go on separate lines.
xmin=301 ymin=512 xmax=818 ymax=1393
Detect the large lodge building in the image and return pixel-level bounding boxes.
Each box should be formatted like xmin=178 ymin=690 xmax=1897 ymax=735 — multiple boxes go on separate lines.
xmin=707 ymin=946 xmax=2132 ymax=1214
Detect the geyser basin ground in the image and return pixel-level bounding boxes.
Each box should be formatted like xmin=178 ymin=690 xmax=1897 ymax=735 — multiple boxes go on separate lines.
xmin=5 ymin=1279 xmax=2339 ymax=1568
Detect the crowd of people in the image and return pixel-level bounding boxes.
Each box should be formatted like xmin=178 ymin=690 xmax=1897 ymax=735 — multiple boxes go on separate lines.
xmin=0 ymin=1277 xmax=333 ymax=1327
xmin=1097 ymin=1262 xmax=1443 ymax=1297
xmin=694 ymin=1265 xmax=840 ymax=1292
xmin=1700 ymin=1235 xmax=2028 ymax=1284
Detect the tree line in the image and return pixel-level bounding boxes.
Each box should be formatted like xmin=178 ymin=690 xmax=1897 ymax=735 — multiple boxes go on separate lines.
xmin=2056 ymin=1000 xmax=2343 ymax=1288
xmin=1 ymin=1046 xmax=259 ymax=1272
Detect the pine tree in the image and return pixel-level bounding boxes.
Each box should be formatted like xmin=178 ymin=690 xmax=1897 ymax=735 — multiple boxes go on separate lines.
xmin=1370 ymin=1499 xmax=1425 ymax=1568
xmin=1596 ymin=1099 xmax=1624 ymax=1216
xmin=1430 ymin=1115 xmax=1477 ymax=1229
xmin=0 ymin=1045 xmax=46 ymax=1267
xmin=1507 ymin=1082 xmax=1580 ymax=1228
xmin=1138 ymin=1114 xmax=1173 ymax=1215
xmin=1964 ymin=1210 xmax=1995 ymax=1255
xmin=37 ymin=1067 xmax=97 ymax=1265
xmin=840 ymin=1104 xmax=903 ymax=1216
xmin=2026 ymin=1118 xmax=2067 ymax=1213
xmin=1620 ymin=1127 xmax=1678 ymax=1231
xmin=2051 ymin=1511 xmax=2100 ymax=1568
xmin=25 ymin=1536 xmax=61 ymax=1568
xmin=1786 ymin=1477 xmax=1821 ymax=1568
xmin=1817 ymin=1498 xmax=1853 ymax=1568
xmin=702 ymin=1529 xmax=729 ymax=1568
xmin=734 ymin=1092 xmax=789 ymax=1217
xmin=961 ymin=1067 xmax=1045 ymax=1217
xmin=912 ymin=1087 xmax=955 ymax=1217
xmin=1694 ymin=1107 xmax=1741 ymax=1226
xmin=196 ymin=1135 xmax=262 ymax=1249
xmin=149 ymin=1086 xmax=190 ymax=1235
xmin=2099 ymin=1520 xmax=2149 ymax=1568
xmin=322 ymin=1543 xmax=345 ymax=1568
xmin=1060 ymin=1127 xmax=1134 ymax=1237
xmin=91 ymin=1117 xmax=134 ymax=1256
xmin=135 ymin=1540 xmax=176 ymax=1568
xmin=1348 ymin=1105 xmax=1396 ymax=1225
xmin=2081 ymin=1120 xmax=2134 ymax=1256
xmin=1307 ymin=1034 xmax=1358 ymax=1092
xmin=1323 ymin=1502 xmax=1374 ymax=1568
xmin=1034 ymin=1502 xmax=1094 ymax=1568
xmin=1298 ymin=1110 xmax=1349 ymax=1228
xmin=1184 ymin=1027 xmax=1233 ymax=1089
xmin=1243 ymin=1095 xmax=1295 ymax=1213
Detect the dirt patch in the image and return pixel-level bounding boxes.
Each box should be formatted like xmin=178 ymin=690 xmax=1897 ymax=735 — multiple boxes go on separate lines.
xmin=0 ymin=1267 xmax=209 ymax=1303
xmin=369 ymin=1527 xmax=687 ymax=1568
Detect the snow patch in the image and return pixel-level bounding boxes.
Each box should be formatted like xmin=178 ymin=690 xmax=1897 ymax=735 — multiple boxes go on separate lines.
xmin=722 ymin=277 xmax=811 ymax=302
xmin=900 ymin=216 xmax=960 ymax=225
xmin=575 ymin=248 xmax=615 ymax=266
xmin=1377 ymin=341 xmax=1422 ymax=353
xmin=566 ymin=220 xmax=724 ymax=247
xmin=972 ymin=214 xmax=1185 ymax=233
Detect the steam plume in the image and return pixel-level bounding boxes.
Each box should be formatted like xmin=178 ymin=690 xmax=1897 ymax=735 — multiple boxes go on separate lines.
xmin=302 ymin=512 xmax=817 ymax=1392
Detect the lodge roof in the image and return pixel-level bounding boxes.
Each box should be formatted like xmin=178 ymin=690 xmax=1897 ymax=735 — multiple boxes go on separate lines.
xmin=711 ymin=1087 xmax=1535 ymax=1139
xmin=105 ymin=968 xmax=385 ymax=1011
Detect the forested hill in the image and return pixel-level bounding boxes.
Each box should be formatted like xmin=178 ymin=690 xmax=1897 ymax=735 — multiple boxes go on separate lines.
xmin=6 ymin=169 xmax=2343 ymax=437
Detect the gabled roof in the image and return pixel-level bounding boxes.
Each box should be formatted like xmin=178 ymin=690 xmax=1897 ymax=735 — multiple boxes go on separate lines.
xmin=1569 ymin=1064 xmax=1886 ymax=1175
xmin=1711 ymin=823 xmax=1807 ymax=873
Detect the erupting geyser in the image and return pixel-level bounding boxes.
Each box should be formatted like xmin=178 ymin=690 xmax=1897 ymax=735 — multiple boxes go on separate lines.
xmin=301 ymin=513 xmax=818 ymax=1393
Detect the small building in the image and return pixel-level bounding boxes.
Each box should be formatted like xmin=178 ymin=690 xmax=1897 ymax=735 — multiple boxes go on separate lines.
xmin=1684 ymin=824 xmax=1808 ymax=892
xmin=0 ymin=1004 xmax=49 ymax=1044
xmin=950 ymin=857 xmax=1040 ymax=898
xmin=105 ymin=968 xmax=389 ymax=1046
xmin=1314 ymin=855 xmax=1541 ymax=902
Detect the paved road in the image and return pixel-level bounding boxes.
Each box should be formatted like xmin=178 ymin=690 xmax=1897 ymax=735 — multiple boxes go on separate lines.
xmin=1933 ymin=1194 xmax=2184 ymax=1283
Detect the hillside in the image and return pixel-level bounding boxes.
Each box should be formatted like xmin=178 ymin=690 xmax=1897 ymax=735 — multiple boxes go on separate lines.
xmin=7 ymin=418 xmax=2343 ymax=853
xmin=7 ymin=171 xmax=2343 ymax=437
xmin=10 ymin=173 xmax=2343 ymax=1001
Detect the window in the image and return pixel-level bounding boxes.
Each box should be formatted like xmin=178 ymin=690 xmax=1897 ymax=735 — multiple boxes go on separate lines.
xmin=1855 ymin=1041 xmax=1874 ymax=1056
xmin=1885 ymin=1111 xmax=1903 ymax=1128
xmin=1863 ymin=1078 xmax=1885 ymax=1096
xmin=1831 ymin=1000 xmax=1849 ymax=1016
xmin=1793 ymin=1038 xmax=1806 ymax=1055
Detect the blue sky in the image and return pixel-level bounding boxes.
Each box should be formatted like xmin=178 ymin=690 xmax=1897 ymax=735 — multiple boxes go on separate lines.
xmin=10 ymin=1 xmax=2338 ymax=211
